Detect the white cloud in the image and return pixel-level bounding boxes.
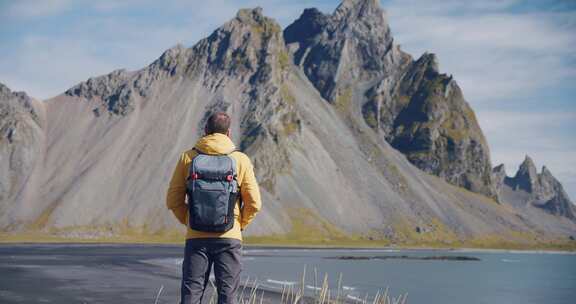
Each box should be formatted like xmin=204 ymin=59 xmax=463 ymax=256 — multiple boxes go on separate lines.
xmin=386 ymin=10 xmax=576 ymax=103
xmin=0 ymin=5 xmax=227 ymax=98
xmin=384 ymin=0 xmax=521 ymax=14
xmin=0 ymin=36 xmax=117 ymax=98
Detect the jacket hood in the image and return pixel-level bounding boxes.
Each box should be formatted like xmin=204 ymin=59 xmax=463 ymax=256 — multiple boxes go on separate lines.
xmin=194 ymin=133 xmax=236 ymax=155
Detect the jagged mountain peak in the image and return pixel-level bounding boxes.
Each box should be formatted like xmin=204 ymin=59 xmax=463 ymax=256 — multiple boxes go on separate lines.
xmin=152 ymin=7 xmax=282 ymax=77
xmin=0 ymin=82 xmax=11 ymax=96
xmin=415 ymin=52 xmax=440 ymax=73
xmin=231 ymin=6 xmax=282 ymax=38
xmin=334 ymin=0 xmax=386 ymax=22
xmin=284 ymin=0 xmax=403 ymax=102
xmin=505 ymin=156 xmax=550 ymax=193
xmin=235 ymin=7 xmax=265 ymax=24
xmin=493 ymin=164 xmax=507 ymax=177
xmin=150 ymin=43 xmax=193 ymax=76
xmin=492 ymin=164 xmax=507 ymax=196
xmin=541 ymin=165 xmax=554 ymax=178
xmin=0 ymin=82 xmax=40 ymax=122
xmin=497 ymin=155 xmax=576 ymax=221
xmin=283 ymin=8 xmax=329 ymax=45
xmin=301 ymin=7 xmax=324 ymax=18
xmin=1 ymin=82 xmax=31 ymax=103
xmin=521 ymin=154 xmax=536 ymax=168
xmin=532 ymin=165 xmax=575 ymax=220
xmin=519 ymin=155 xmax=538 ymax=174
xmin=537 ymin=166 xmax=563 ymax=197
xmin=515 ymin=155 xmax=539 ymax=190
xmin=156 ymin=44 xmax=188 ymax=64
xmin=189 ymin=6 xmax=287 ymax=85
xmin=64 ymin=68 xmax=136 ymax=116
xmin=331 ymin=0 xmax=392 ymax=46
xmin=493 ymin=163 xmax=506 ymax=172
xmin=228 ymin=7 xmax=282 ymax=38
xmin=65 ymin=68 xmax=130 ymax=99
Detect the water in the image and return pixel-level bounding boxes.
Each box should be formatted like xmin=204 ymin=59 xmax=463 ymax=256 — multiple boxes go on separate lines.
xmin=1 ymin=244 xmax=575 ymax=304
xmin=239 ymin=248 xmax=576 ymax=303
xmin=146 ymin=247 xmax=576 ymax=303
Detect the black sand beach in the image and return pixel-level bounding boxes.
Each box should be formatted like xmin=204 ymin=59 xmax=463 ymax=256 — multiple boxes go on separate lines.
xmin=0 ymin=243 xmax=290 ymax=304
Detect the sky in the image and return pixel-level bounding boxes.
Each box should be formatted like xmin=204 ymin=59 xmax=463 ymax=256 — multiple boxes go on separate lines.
xmin=0 ymin=0 xmax=575 ymax=199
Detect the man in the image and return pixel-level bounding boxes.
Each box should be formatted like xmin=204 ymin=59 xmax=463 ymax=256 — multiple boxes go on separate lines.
xmin=166 ymin=112 xmax=262 ymax=304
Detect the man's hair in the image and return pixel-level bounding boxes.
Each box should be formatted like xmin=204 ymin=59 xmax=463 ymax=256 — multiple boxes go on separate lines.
xmin=205 ymin=112 xmax=231 ymax=135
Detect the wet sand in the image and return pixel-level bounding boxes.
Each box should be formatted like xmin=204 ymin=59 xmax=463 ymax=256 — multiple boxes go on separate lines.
xmin=0 ymin=243 xmax=291 ymax=304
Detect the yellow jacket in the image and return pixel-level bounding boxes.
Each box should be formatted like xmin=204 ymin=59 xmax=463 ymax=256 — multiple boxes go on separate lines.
xmin=166 ymin=133 xmax=262 ymax=240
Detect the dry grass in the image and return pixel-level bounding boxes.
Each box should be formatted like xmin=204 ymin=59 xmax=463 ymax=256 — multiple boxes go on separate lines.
xmin=2 ymin=229 xmax=574 ymax=252
xmin=201 ymin=266 xmax=408 ymax=304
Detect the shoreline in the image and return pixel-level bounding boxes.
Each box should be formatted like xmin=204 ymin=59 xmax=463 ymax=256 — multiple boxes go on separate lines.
xmin=2 ymin=228 xmax=575 ymax=252
xmin=1 ymin=230 xmax=575 ymax=252
xmin=0 ymin=241 xmax=575 ymax=254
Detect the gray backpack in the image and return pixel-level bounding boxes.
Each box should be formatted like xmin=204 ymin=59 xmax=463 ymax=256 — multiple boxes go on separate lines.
xmin=186 ymin=149 xmax=239 ymax=232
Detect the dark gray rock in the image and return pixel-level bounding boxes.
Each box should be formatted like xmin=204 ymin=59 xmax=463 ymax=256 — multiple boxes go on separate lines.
xmin=535 ymin=166 xmax=576 ymax=220
xmin=284 ymin=0 xmax=410 ymax=102
xmin=65 ymin=69 xmax=135 ymax=116
xmin=388 ymin=54 xmax=496 ymax=198
xmin=509 ymin=155 xmax=539 ymax=193
xmin=493 ymin=164 xmax=506 ymax=193
xmin=0 ymin=83 xmax=40 ymax=123
xmin=327 ymin=255 xmax=481 ymax=261
xmin=540 ymin=194 xmax=575 ymax=220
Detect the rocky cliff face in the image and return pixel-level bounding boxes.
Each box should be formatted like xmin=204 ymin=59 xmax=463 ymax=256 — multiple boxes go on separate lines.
xmin=284 ymin=0 xmax=496 ymax=199
xmin=0 ymin=1 xmax=574 ymax=243
xmin=492 ymin=164 xmax=507 ymax=194
xmin=495 ymin=156 xmax=576 ymax=220
xmin=389 ymin=54 xmax=495 ymax=198
xmin=284 ymin=0 xmax=409 ymax=102
xmin=0 ymin=83 xmax=44 ymax=228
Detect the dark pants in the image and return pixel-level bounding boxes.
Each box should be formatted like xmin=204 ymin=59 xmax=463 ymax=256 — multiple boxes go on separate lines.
xmin=180 ymin=238 xmax=242 ymax=304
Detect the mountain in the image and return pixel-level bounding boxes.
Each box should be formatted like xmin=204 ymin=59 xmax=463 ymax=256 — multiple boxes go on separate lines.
xmin=1 ymin=0 xmax=575 ymax=247
xmin=494 ymin=156 xmax=576 ymax=220
xmin=284 ymin=0 xmax=497 ymax=199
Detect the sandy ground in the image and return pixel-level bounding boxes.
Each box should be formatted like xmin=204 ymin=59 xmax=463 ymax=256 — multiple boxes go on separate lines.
xmin=0 ymin=243 xmax=294 ymax=304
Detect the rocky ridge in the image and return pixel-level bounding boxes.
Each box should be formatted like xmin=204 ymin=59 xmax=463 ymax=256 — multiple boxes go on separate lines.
xmin=494 ymin=156 xmax=576 ymax=220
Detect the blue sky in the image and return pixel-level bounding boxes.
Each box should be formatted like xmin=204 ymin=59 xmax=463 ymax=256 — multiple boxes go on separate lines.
xmin=1 ymin=0 xmax=575 ymax=200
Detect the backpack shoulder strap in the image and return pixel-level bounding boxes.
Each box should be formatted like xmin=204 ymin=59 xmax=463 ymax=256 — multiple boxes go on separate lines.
xmin=192 ymin=147 xmax=203 ymax=155
xmin=224 ymin=150 xmax=243 ymax=207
